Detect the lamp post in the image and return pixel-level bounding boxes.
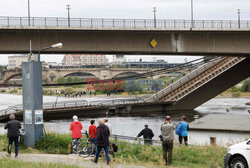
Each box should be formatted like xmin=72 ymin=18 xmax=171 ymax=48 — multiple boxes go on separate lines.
xmin=153 ymin=7 xmax=157 ymax=28
xmin=28 ymin=0 xmax=30 ymax=26
xmin=191 ymin=0 xmax=194 ymax=28
xmin=237 ymin=9 xmax=241 ymax=29
xmin=22 ymin=43 xmax=63 ymax=147
xmin=66 ymin=5 xmax=71 ymax=27
xmin=37 ymin=43 xmax=63 ymax=62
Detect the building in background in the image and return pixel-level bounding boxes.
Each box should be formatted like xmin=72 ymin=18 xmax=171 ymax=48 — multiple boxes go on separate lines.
xmin=7 ymin=55 xmax=28 ymax=69
xmin=62 ymin=54 xmax=109 ymax=66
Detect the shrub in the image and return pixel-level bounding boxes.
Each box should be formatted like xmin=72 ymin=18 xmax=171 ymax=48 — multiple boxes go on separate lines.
xmin=9 ymin=89 xmax=17 ymax=94
xmin=0 ymin=89 xmax=6 ymax=93
xmin=232 ymin=92 xmax=241 ymax=98
xmin=241 ymin=78 xmax=250 ymax=92
xmin=35 ymin=133 xmax=72 ymax=154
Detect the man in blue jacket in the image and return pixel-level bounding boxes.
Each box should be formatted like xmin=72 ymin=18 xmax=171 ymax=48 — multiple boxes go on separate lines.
xmin=175 ymin=116 xmax=189 ymax=145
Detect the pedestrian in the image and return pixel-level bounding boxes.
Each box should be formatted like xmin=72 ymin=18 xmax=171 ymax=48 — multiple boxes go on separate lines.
xmin=176 ymin=115 xmax=189 ymax=145
xmin=136 ymin=122 xmax=154 ymax=145
xmin=161 ymin=116 xmax=174 ymax=166
xmin=94 ymin=119 xmax=111 ymax=165
xmin=103 ymin=118 xmax=112 ymax=134
xmin=89 ymin=120 xmax=97 ymax=156
xmin=70 ymin=115 xmax=83 ymax=155
xmin=4 ymin=114 xmax=21 ymax=158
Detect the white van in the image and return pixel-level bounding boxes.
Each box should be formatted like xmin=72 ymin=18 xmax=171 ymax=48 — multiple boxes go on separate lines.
xmin=224 ymin=139 xmax=250 ymax=168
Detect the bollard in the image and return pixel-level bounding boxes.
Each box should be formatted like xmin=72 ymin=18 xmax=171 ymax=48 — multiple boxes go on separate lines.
xmin=115 ymin=135 xmax=117 ymax=144
xmin=210 ymin=137 xmax=216 ymax=146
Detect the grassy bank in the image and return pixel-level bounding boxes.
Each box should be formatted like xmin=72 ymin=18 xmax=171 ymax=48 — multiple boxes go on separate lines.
xmin=0 ymin=158 xmax=78 ymax=168
xmin=0 ymin=133 xmax=226 ymax=168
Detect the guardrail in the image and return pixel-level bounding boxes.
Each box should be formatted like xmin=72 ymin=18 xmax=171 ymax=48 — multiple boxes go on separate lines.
xmin=0 ymin=16 xmax=250 ymax=29
xmin=110 ymin=134 xmax=159 ymax=145
xmin=0 ymin=97 xmax=148 ymax=115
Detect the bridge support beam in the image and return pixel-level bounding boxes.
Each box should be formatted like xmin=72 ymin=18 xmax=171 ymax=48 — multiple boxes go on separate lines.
xmin=22 ymin=62 xmax=43 ymax=147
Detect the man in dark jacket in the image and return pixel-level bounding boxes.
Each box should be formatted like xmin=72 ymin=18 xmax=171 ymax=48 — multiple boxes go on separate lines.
xmin=93 ymin=119 xmax=111 ymax=165
xmin=4 ymin=114 xmax=21 ymax=157
xmin=136 ymin=122 xmax=154 ymax=145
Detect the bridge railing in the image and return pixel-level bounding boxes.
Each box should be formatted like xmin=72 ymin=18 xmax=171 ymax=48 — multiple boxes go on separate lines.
xmin=0 ymin=16 xmax=250 ymax=29
xmin=147 ymin=57 xmax=223 ymax=102
xmin=0 ymin=97 xmax=147 ymax=115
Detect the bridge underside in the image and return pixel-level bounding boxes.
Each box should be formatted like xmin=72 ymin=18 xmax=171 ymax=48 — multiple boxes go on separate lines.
xmin=0 ymin=29 xmax=250 ymax=56
xmin=167 ymin=58 xmax=250 ymax=110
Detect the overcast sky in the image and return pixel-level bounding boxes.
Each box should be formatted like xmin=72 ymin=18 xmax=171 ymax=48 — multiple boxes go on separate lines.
xmin=0 ymin=0 xmax=249 ymax=65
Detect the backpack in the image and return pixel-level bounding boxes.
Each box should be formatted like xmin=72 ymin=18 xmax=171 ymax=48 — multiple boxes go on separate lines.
xmin=175 ymin=123 xmax=182 ymax=135
xmin=111 ymin=143 xmax=118 ymax=152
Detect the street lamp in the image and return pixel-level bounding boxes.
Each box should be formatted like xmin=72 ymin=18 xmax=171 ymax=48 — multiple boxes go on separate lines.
xmin=191 ymin=0 xmax=194 ymax=28
xmin=22 ymin=42 xmax=63 ymax=147
xmin=66 ymin=4 xmax=71 ymax=27
xmin=237 ymin=9 xmax=241 ymax=29
xmin=153 ymin=7 xmax=157 ymax=28
xmin=37 ymin=43 xmax=63 ymax=62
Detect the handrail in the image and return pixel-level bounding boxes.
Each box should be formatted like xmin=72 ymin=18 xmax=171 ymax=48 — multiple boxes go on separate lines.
xmin=0 ymin=97 xmax=148 ymax=115
xmin=110 ymin=134 xmax=159 ymax=144
xmin=0 ymin=16 xmax=250 ymax=29
xmin=147 ymin=57 xmax=223 ymax=102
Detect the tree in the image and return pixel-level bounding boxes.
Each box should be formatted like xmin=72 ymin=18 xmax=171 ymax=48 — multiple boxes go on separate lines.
xmin=241 ymin=78 xmax=250 ymax=92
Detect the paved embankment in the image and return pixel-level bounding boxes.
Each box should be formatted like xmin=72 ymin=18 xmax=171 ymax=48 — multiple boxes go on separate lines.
xmin=0 ymin=152 xmax=157 ymax=168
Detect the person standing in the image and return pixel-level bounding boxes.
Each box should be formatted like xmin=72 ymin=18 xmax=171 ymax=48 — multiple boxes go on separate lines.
xmin=94 ymin=119 xmax=111 ymax=165
xmin=89 ymin=120 xmax=97 ymax=155
xmin=70 ymin=115 xmax=83 ymax=155
xmin=176 ymin=116 xmax=189 ymax=145
xmin=136 ymin=122 xmax=154 ymax=145
xmin=4 ymin=114 xmax=21 ymax=158
xmin=103 ymin=118 xmax=112 ymax=134
xmin=161 ymin=116 xmax=175 ymax=166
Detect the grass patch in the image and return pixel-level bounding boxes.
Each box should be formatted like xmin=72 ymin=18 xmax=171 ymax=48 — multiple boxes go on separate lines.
xmin=0 ymin=133 xmax=226 ymax=168
xmin=0 ymin=158 xmax=79 ymax=168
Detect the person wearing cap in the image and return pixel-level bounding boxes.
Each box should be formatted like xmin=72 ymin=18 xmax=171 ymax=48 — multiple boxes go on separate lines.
xmin=176 ymin=116 xmax=189 ymax=145
xmin=161 ymin=116 xmax=175 ymax=165
xmin=70 ymin=115 xmax=83 ymax=155
xmin=136 ymin=122 xmax=154 ymax=145
xmin=94 ymin=119 xmax=111 ymax=165
xmin=4 ymin=114 xmax=21 ymax=157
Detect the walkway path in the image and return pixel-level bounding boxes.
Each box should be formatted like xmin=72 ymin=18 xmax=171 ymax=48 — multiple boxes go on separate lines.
xmin=0 ymin=152 xmax=156 ymax=168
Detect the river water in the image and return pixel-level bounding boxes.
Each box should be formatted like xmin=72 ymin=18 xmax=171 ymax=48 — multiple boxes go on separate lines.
xmin=0 ymin=94 xmax=249 ymax=146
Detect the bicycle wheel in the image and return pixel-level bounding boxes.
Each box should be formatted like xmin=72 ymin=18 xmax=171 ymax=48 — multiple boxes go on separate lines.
xmin=79 ymin=142 xmax=92 ymax=156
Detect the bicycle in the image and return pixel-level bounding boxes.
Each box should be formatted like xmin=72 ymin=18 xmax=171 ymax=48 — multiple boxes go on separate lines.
xmin=79 ymin=131 xmax=94 ymax=157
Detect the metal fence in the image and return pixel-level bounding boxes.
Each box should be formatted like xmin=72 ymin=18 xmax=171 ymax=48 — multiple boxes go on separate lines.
xmin=0 ymin=16 xmax=250 ymax=29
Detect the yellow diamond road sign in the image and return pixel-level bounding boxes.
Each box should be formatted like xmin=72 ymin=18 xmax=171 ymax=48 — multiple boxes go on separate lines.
xmin=150 ymin=39 xmax=158 ymax=48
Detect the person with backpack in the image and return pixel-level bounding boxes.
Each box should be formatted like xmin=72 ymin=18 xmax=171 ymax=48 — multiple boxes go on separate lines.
xmin=70 ymin=115 xmax=83 ymax=155
xmin=93 ymin=119 xmax=111 ymax=165
xmin=161 ymin=116 xmax=174 ymax=165
xmin=4 ymin=114 xmax=21 ymax=158
xmin=175 ymin=116 xmax=189 ymax=145
xmin=136 ymin=122 xmax=154 ymax=145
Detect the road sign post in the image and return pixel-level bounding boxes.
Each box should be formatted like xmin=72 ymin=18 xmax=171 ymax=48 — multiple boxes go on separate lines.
xmin=22 ymin=61 xmax=43 ymax=147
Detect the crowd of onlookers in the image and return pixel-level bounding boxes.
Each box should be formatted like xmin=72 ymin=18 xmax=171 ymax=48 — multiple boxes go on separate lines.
xmin=4 ymin=113 xmax=188 ymax=166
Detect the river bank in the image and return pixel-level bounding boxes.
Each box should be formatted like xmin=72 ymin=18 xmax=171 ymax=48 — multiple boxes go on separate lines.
xmin=0 ymin=133 xmax=226 ymax=168
xmin=1 ymin=86 xmax=250 ymax=98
